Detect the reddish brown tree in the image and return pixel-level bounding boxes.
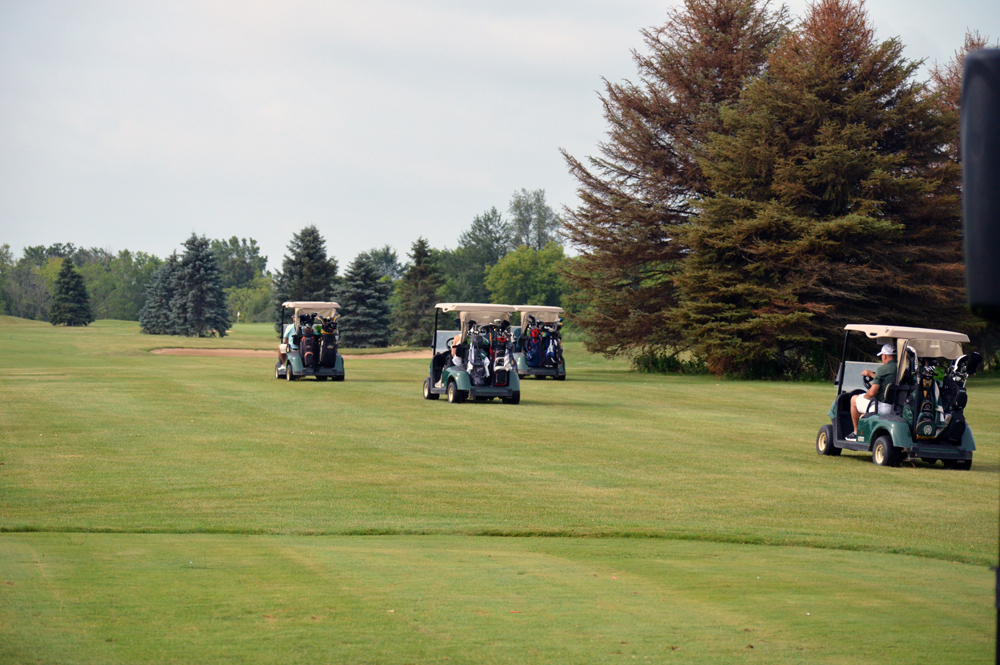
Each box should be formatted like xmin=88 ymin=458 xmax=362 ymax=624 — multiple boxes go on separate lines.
xmin=561 ymin=0 xmax=788 ymax=357
xmin=674 ymin=0 xmax=975 ymax=377
xmin=929 ymin=31 xmax=996 ymax=161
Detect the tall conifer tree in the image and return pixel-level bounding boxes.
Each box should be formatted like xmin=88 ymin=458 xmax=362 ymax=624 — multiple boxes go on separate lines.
xmin=169 ymin=234 xmax=230 ymax=337
xmin=675 ymin=0 xmax=971 ymax=377
xmin=561 ymin=0 xmax=789 ymax=357
xmin=138 ymin=253 xmax=179 ymax=334
xmin=337 ymin=254 xmax=392 ymax=348
xmin=391 ymin=237 xmax=443 ymax=346
xmin=272 ymin=226 xmax=339 ymax=327
xmin=49 ymin=259 xmax=93 ymax=326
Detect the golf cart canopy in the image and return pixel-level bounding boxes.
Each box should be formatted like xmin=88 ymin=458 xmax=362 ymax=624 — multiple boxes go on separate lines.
xmin=844 ymin=324 xmax=970 ymax=383
xmin=515 ymin=305 xmax=564 ymax=324
xmin=436 ymin=302 xmax=514 ymax=333
xmin=282 ymin=301 xmax=341 ymax=320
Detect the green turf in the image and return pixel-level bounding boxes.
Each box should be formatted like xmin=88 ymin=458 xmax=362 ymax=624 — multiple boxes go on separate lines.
xmin=0 ymin=317 xmax=996 ymax=662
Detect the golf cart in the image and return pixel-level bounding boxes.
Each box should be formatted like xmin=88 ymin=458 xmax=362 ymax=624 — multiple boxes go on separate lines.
xmin=275 ymin=301 xmax=345 ymax=381
xmin=422 ymin=302 xmax=521 ymax=404
xmin=817 ymin=324 xmax=981 ymax=467
xmin=513 ymin=305 xmax=566 ymax=380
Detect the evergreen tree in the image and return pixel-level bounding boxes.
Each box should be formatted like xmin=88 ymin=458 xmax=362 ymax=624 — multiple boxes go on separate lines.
xmin=169 ymin=234 xmax=231 ymax=337
xmin=561 ymin=0 xmax=789 ymax=358
xmin=357 ymin=245 xmax=405 ymax=282
xmin=508 ymin=189 xmax=562 ymax=250
xmin=49 ymin=258 xmax=93 ymax=326
xmin=272 ymin=226 xmax=339 ymax=326
xmin=139 ymin=253 xmax=179 ymax=334
xmin=675 ymin=0 xmax=971 ymax=377
xmin=437 ymin=207 xmax=513 ymax=302
xmin=337 ymin=254 xmax=393 ymax=348
xmin=391 ymin=237 xmax=443 ymax=346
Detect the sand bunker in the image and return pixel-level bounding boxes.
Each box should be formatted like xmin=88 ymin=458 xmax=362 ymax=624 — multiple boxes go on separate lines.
xmin=151 ymin=348 xmax=431 ymax=360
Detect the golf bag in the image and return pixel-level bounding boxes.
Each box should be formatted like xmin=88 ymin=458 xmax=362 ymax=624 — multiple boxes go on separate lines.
xmin=524 ymin=327 xmax=544 ymax=368
xmin=297 ymin=313 xmax=317 ymax=368
xmin=466 ymin=330 xmax=491 ymax=387
xmin=319 ymin=316 xmax=339 ymax=368
xmin=486 ymin=324 xmax=514 ymax=387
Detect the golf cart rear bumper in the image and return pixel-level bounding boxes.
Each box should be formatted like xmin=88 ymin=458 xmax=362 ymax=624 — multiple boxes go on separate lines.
xmin=468 ymin=386 xmax=515 ymax=398
xmin=905 ymin=444 xmax=972 ymax=461
xmin=293 ymin=368 xmax=344 ymax=377
xmin=517 ymin=366 xmax=564 ymax=377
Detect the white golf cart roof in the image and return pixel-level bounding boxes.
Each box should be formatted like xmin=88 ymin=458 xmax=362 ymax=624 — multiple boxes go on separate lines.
xmin=435 ymin=303 xmax=514 ymax=337
xmin=515 ymin=305 xmax=564 ymax=324
xmin=845 ymin=324 xmax=969 ymax=372
xmin=282 ymin=301 xmax=341 ymax=319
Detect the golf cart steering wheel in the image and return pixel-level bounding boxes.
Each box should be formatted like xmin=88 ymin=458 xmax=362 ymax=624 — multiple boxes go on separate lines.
xmin=863 ymin=374 xmax=873 ymax=390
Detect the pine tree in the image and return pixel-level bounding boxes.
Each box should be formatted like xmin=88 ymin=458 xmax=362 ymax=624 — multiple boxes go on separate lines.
xmin=561 ymin=0 xmax=789 ymax=357
xmin=391 ymin=237 xmax=443 ymax=346
xmin=272 ymin=226 xmax=339 ymax=327
xmin=139 ymin=253 xmax=179 ymax=334
xmin=337 ymin=254 xmax=393 ymax=348
xmin=49 ymin=259 xmax=93 ymax=326
xmin=674 ymin=0 xmax=972 ymax=377
xmin=169 ymin=234 xmax=231 ymax=337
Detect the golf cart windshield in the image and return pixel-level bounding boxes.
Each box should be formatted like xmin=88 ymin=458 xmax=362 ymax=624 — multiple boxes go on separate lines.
xmin=515 ymin=305 xmax=563 ymax=325
xmin=436 ymin=302 xmax=514 ymax=335
xmin=282 ymin=301 xmax=341 ymax=322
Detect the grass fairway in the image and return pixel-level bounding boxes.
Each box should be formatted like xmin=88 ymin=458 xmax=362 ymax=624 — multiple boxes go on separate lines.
xmin=1 ymin=318 xmax=997 ymax=663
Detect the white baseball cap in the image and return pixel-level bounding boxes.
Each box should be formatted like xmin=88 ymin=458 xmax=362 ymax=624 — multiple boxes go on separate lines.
xmin=878 ymin=343 xmax=896 ymax=356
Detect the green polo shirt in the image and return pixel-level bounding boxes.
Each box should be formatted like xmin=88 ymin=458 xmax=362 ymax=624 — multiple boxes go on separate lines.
xmin=873 ymin=360 xmax=897 ymax=402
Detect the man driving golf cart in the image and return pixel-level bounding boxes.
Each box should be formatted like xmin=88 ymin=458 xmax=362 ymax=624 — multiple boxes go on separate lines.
xmin=423 ymin=303 xmax=521 ymax=404
xmin=275 ymin=301 xmax=345 ymax=381
xmin=817 ymin=324 xmax=981 ymax=467
xmin=845 ymin=343 xmax=896 ymax=442
xmin=513 ymin=305 xmax=566 ymax=380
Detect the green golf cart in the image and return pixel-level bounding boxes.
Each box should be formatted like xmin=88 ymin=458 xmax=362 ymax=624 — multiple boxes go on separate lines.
xmin=422 ymin=302 xmax=521 ymax=404
xmin=513 ymin=305 xmax=566 ymax=380
xmin=275 ymin=301 xmax=345 ymax=381
xmin=817 ymin=324 xmax=981 ymax=467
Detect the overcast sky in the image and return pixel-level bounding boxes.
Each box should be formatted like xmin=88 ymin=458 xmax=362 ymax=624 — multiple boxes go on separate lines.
xmin=2 ymin=0 xmax=997 ymax=272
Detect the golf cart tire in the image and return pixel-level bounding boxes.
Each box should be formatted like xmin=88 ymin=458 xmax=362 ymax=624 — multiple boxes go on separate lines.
xmin=423 ymin=378 xmax=439 ymax=400
xmin=502 ymin=391 xmax=520 ymax=405
xmin=872 ymin=435 xmax=899 ymax=467
xmin=286 ymin=366 xmax=296 ymax=381
xmin=333 ymin=375 xmax=345 ymax=381
xmin=943 ymin=458 xmax=972 ymax=471
xmin=275 ymin=364 xmax=281 ymax=380
xmin=554 ymin=374 xmax=566 ymax=381
xmin=447 ymin=381 xmax=467 ymax=404
xmin=816 ymin=425 xmax=840 ymax=456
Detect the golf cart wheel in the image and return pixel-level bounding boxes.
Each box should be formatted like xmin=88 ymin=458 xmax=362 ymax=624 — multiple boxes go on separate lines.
xmin=554 ymin=374 xmax=566 ymax=381
xmin=871 ymin=435 xmax=899 ymax=467
xmin=275 ymin=364 xmax=281 ymax=380
xmin=446 ymin=381 xmax=467 ymax=404
xmin=815 ymin=425 xmax=840 ymax=456
xmin=423 ymin=378 xmax=439 ymax=400
xmin=502 ymin=391 xmax=520 ymax=405
xmin=286 ymin=366 xmax=296 ymax=381
xmin=333 ymin=375 xmax=345 ymax=381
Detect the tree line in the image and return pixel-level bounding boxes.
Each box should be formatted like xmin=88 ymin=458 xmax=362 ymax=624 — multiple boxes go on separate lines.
xmin=0 ymin=188 xmax=570 ymax=347
xmin=561 ymin=0 xmax=998 ymax=377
